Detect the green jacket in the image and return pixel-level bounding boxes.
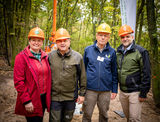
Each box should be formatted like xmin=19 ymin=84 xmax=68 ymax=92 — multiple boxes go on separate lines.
xmin=116 ymin=41 xmax=151 ymax=98
xmin=48 ymin=49 xmax=87 ymax=101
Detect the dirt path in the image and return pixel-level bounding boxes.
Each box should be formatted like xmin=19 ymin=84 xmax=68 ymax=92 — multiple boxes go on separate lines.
xmin=0 ymin=65 xmax=160 ymax=122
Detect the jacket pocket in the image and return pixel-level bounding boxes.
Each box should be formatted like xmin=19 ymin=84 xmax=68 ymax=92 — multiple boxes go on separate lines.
xmin=64 ymin=63 xmax=77 ymax=74
xmin=103 ymin=57 xmax=111 ymax=69
xmin=62 ymin=63 xmax=77 ymax=91
xmin=126 ymin=71 xmax=141 ymax=91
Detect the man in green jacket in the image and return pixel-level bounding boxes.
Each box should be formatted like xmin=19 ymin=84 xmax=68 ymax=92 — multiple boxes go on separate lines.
xmin=117 ymin=25 xmax=151 ymax=122
xmin=48 ymin=28 xmax=86 ymax=122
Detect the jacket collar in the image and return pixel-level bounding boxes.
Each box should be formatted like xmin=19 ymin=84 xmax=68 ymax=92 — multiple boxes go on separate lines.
xmin=57 ymin=48 xmax=72 ymax=58
xmin=24 ymin=45 xmax=47 ymax=59
xmin=117 ymin=40 xmax=136 ymax=53
xmin=93 ymin=40 xmax=110 ymax=51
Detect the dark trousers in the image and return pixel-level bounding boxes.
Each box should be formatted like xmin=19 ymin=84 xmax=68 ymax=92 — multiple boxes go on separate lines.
xmin=26 ymin=94 xmax=46 ymax=122
xmin=49 ymin=100 xmax=76 ymax=122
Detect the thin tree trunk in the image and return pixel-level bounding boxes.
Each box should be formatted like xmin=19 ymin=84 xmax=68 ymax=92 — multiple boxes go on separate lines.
xmin=84 ymin=16 xmax=90 ymax=38
xmin=137 ymin=11 xmax=144 ymax=44
xmin=135 ymin=0 xmax=145 ymax=41
xmin=3 ymin=3 xmax=10 ymax=66
xmin=78 ymin=21 xmax=83 ymax=41
xmin=65 ymin=1 xmax=69 ymax=29
xmin=146 ymin=0 xmax=160 ymax=108
xmin=98 ymin=0 xmax=106 ymax=25
xmin=91 ymin=1 xmax=96 ymax=41
xmin=112 ymin=0 xmax=118 ymax=48
xmin=146 ymin=0 xmax=158 ymax=57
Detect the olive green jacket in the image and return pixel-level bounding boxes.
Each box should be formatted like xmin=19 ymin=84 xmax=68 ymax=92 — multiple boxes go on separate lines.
xmin=116 ymin=41 xmax=151 ymax=98
xmin=48 ymin=49 xmax=87 ymax=101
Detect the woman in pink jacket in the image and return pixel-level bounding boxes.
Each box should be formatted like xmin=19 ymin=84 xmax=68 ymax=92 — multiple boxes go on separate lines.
xmin=13 ymin=27 xmax=51 ymax=122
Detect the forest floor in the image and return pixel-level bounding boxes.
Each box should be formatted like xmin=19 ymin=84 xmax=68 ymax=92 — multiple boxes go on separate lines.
xmin=0 ymin=57 xmax=160 ymax=122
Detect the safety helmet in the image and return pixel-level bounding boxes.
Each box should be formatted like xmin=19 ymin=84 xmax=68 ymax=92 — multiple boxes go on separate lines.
xmin=55 ymin=28 xmax=70 ymax=40
xmin=97 ymin=23 xmax=111 ymax=34
xmin=28 ymin=27 xmax=45 ymax=40
xmin=118 ymin=25 xmax=134 ymax=36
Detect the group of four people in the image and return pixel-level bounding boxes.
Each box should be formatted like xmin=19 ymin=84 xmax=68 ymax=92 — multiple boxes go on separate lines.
xmin=13 ymin=23 xmax=151 ymax=122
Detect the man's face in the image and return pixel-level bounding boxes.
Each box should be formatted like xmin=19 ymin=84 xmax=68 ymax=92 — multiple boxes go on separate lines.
xmin=56 ymin=39 xmax=70 ymax=54
xmin=29 ymin=37 xmax=43 ymax=52
xmin=120 ymin=34 xmax=134 ymax=49
xmin=96 ymin=32 xmax=110 ymax=47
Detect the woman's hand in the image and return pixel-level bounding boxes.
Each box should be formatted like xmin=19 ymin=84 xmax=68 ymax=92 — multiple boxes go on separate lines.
xmin=25 ymin=102 xmax=34 ymax=113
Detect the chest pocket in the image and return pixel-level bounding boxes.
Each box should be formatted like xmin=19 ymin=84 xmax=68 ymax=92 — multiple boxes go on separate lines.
xmin=103 ymin=57 xmax=111 ymax=69
xmin=62 ymin=62 xmax=77 ymax=91
xmin=64 ymin=63 xmax=77 ymax=75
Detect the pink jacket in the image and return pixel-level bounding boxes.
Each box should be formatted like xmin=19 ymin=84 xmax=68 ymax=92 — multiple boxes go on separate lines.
xmin=13 ymin=46 xmax=51 ymax=117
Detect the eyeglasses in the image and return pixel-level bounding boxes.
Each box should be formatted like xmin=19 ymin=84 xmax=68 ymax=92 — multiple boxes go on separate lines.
xmin=30 ymin=39 xmax=43 ymax=43
xmin=98 ymin=34 xmax=110 ymax=37
xmin=56 ymin=39 xmax=70 ymax=43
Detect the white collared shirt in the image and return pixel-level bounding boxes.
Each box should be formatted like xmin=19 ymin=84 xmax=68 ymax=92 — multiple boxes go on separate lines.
xmin=96 ymin=43 xmax=106 ymax=53
xmin=122 ymin=43 xmax=133 ymax=54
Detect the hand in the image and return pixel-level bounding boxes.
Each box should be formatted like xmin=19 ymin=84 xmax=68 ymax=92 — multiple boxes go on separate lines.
xmin=111 ymin=93 xmax=117 ymax=100
xmin=139 ymin=97 xmax=146 ymax=102
xmin=25 ymin=102 xmax=34 ymax=113
xmin=76 ymin=96 xmax=85 ymax=104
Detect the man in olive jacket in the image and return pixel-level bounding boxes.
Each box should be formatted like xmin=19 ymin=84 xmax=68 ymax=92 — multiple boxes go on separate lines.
xmin=48 ymin=28 xmax=86 ymax=122
xmin=117 ymin=25 xmax=151 ymax=122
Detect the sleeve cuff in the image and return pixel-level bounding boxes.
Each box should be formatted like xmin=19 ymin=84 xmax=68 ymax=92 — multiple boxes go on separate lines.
xmin=23 ymin=100 xmax=31 ymax=105
xmin=79 ymin=92 xmax=86 ymax=96
xmin=139 ymin=91 xmax=147 ymax=98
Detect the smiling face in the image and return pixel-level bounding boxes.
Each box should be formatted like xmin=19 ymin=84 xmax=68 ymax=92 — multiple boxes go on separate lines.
xmin=29 ymin=37 xmax=43 ymax=53
xmin=96 ymin=32 xmax=110 ymax=49
xmin=120 ymin=33 xmax=134 ymax=49
xmin=56 ymin=38 xmax=70 ymax=55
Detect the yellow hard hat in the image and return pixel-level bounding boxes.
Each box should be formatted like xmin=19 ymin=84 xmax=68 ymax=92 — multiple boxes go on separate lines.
xmin=97 ymin=23 xmax=111 ymax=34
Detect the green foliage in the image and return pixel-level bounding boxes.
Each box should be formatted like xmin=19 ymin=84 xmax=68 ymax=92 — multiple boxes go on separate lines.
xmin=71 ymin=37 xmax=93 ymax=55
xmin=1 ymin=0 xmax=159 ymax=68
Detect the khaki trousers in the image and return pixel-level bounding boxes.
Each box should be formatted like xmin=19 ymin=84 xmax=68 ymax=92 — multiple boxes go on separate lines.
xmin=82 ymin=90 xmax=111 ymax=122
xmin=119 ymin=91 xmax=142 ymax=122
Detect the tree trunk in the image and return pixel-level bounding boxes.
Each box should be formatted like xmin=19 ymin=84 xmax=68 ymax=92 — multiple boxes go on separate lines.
xmin=137 ymin=11 xmax=144 ymax=44
xmin=146 ymin=0 xmax=160 ymax=108
xmin=3 ymin=1 xmax=11 ymax=66
xmin=91 ymin=1 xmax=96 ymax=41
xmin=1 ymin=0 xmax=32 ymax=67
xmin=78 ymin=21 xmax=83 ymax=41
xmin=135 ymin=0 xmax=145 ymax=41
xmin=112 ymin=0 xmax=118 ymax=48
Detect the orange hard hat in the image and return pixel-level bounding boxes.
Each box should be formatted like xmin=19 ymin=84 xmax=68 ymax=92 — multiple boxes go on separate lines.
xmin=28 ymin=27 xmax=45 ymax=40
xmin=118 ymin=25 xmax=134 ymax=36
xmin=55 ymin=28 xmax=70 ymax=40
